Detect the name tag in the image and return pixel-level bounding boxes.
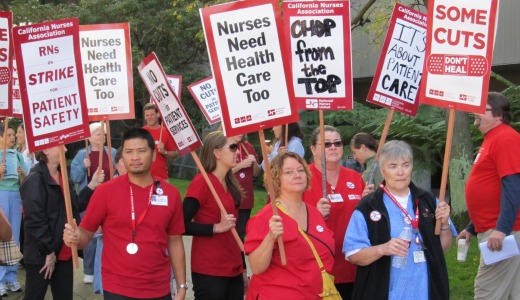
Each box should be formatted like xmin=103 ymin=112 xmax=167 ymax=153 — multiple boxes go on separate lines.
xmin=413 ymin=250 xmax=426 ymax=263
xmin=151 ymin=195 xmax=168 ymax=206
xmin=328 ymin=194 xmax=344 ymax=203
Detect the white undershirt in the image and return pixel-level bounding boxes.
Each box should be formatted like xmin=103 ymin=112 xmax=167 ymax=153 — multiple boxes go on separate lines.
xmin=391 ymin=190 xmax=411 ymax=209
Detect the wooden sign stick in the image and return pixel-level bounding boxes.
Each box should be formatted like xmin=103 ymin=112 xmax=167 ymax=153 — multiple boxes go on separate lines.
xmin=367 ymin=108 xmax=395 ymax=185
xmin=190 ymin=152 xmax=244 ymax=252
xmin=259 ymin=129 xmax=287 ymax=265
xmin=105 ymin=120 xmax=114 ymax=179
xmin=98 ymin=121 xmax=105 ymax=176
xmin=0 ymin=118 xmax=8 ymax=181
xmin=59 ymin=146 xmax=79 ymax=268
xmin=435 ymin=108 xmax=455 ymax=235
xmin=85 ymin=139 xmax=90 ymax=177
xmin=319 ymin=110 xmax=327 ymax=199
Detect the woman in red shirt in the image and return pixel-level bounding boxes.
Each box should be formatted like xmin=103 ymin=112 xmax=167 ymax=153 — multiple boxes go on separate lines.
xmin=245 ymin=152 xmax=335 ymax=299
xmin=183 ymin=131 xmax=245 ymax=299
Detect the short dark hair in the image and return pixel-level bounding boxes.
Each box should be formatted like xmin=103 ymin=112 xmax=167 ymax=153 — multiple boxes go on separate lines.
xmin=487 ymin=92 xmax=511 ymax=124
xmin=122 ymin=128 xmax=155 ymax=151
xmin=350 ymin=132 xmax=378 ymax=152
xmin=143 ymin=103 xmax=159 ymax=113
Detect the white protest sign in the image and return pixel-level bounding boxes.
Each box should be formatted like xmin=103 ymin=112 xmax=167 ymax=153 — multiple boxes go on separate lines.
xmin=0 ymin=12 xmax=12 ymax=116
xmin=367 ymin=3 xmax=426 ymax=117
xmin=13 ymin=18 xmax=90 ymax=152
xmin=201 ymin=0 xmax=298 ymax=136
xmin=420 ymin=0 xmax=498 ymax=113
xmin=138 ymin=52 xmax=202 ymax=156
xmin=80 ymin=23 xmax=134 ymax=120
xmin=188 ymin=77 xmax=221 ymax=125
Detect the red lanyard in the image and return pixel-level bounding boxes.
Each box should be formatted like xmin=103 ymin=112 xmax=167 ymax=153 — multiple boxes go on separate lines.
xmin=129 ymin=180 xmax=154 ymax=241
xmin=380 ymin=183 xmax=419 ymax=231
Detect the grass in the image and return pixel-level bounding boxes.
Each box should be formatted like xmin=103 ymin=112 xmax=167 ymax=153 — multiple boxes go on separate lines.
xmin=169 ymin=178 xmax=479 ymax=298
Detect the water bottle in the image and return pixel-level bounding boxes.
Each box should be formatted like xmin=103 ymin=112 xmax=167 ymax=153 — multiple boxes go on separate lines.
xmin=392 ymin=226 xmax=412 ymax=269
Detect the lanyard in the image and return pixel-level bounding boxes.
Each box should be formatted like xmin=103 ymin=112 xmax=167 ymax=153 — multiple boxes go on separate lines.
xmin=380 ymin=183 xmax=419 ymax=232
xmin=129 ymin=180 xmax=154 ymax=241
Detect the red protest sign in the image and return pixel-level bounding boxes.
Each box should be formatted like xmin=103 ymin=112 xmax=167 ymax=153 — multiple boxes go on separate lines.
xmin=138 ymin=52 xmax=202 ymax=156
xmin=367 ymin=4 xmax=426 ymax=117
xmin=80 ymin=23 xmax=135 ymax=120
xmin=188 ymin=76 xmax=221 ymax=125
xmin=13 ymin=18 xmax=90 ymax=152
xmin=420 ymin=0 xmax=498 ymax=114
xmin=283 ymin=0 xmax=353 ymax=110
xmin=150 ymin=75 xmax=182 ymax=103
xmin=200 ymin=0 xmax=299 ymax=137
xmin=0 ymin=11 xmax=13 ymax=116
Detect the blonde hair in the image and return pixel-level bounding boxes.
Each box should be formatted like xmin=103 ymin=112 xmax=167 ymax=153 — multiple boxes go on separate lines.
xmin=265 ymin=152 xmax=311 ymax=198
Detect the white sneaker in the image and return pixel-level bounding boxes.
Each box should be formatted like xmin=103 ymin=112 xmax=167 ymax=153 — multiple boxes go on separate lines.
xmin=0 ymin=284 xmax=7 ymax=296
xmin=83 ymin=275 xmax=94 ymax=284
xmin=5 ymin=281 xmax=22 ymax=292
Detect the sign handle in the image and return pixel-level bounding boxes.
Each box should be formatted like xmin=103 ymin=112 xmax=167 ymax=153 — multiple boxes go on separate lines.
xmin=435 ymin=108 xmax=455 ymax=235
xmin=190 ymin=152 xmax=244 ymax=252
xmin=319 ymin=110 xmax=326 ymax=199
xmin=59 ymin=146 xmax=79 ymax=268
xmin=367 ymin=108 xmax=395 ymax=184
xmin=259 ymin=129 xmax=287 ymax=265
xmin=0 ymin=118 xmax=8 ymax=181
xmin=85 ymin=139 xmax=90 ymax=177
xmin=105 ymin=118 xmax=114 ymax=179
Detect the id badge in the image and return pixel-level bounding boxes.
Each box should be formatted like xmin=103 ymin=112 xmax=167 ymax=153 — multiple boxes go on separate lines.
xmin=413 ymin=250 xmax=426 ymax=263
xmin=151 ymin=195 xmax=168 ymax=206
xmin=327 ymin=194 xmax=344 ymax=203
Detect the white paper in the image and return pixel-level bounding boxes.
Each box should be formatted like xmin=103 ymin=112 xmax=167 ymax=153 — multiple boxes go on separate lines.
xmin=479 ymin=235 xmax=520 ymax=265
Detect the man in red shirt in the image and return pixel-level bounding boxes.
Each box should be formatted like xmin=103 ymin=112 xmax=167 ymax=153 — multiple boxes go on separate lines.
xmin=63 ymin=128 xmax=187 ymax=299
xmin=142 ymin=103 xmax=178 ymax=180
xmin=458 ymin=92 xmax=520 ymax=299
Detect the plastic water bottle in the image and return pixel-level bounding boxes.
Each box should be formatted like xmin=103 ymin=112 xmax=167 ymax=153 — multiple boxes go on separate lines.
xmin=392 ymin=226 xmax=412 ymax=269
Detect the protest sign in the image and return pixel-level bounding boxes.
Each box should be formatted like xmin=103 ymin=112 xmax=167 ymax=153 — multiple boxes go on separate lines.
xmin=367 ymin=3 xmax=426 ymax=117
xmin=80 ymin=23 xmax=134 ymax=120
xmin=138 ymin=52 xmax=202 ymax=156
xmin=12 ymin=56 xmax=22 ymax=117
xmin=420 ymin=0 xmax=498 ymax=114
xmin=283 ymin=0 xmax=353 ymax=110
xmin=151 ymin=74 xmax=182 ymax=102
xmin=13 ymin=18 xmax=90 ymax=152
xmin=200 ymin=0 xmax=298 ymax=137
xmin=188 ymin=76 xmax=221 ymax=125
xmin=0 ymin=12 xmax=12 ymax=116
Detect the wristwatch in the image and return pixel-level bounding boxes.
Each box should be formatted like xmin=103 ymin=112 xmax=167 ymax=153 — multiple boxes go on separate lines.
xmin=176 ymin=283 xmax=189 ymax=290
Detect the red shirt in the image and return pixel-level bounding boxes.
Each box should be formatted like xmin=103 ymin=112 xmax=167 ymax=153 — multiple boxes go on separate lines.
xmin=143 ymin=125 xmax=177 ymax=180
xmin=80 ymin=175 xmax=184 ymax=298
xmin=303 ymin=164 xmax=365 ymax=283
xmin=466 ymin=124 xmax=520 ymax=232
xmin=186 ymin=173 xmax=244 ymax=276
xmin=245 ymin=203 xmax=335 ymax=299
xmin=234 ymin=141 xmax=259 ymax=209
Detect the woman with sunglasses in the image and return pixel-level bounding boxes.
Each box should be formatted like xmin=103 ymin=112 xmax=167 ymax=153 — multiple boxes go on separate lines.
xmin=183 ymin=131 xmax=245 ymax=300
xmin=303 ymin=125 xmax=366 ymax=299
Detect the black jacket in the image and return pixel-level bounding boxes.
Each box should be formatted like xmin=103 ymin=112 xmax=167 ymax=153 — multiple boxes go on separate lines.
xmin=352 ymin=182 xmax=450 ymax=300
xmin=20 ymin=162 xmax=93 ymax=265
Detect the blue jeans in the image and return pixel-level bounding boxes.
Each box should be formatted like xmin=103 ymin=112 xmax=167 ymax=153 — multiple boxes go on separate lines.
xmin=0 ymin=190 xmax=22 ymax=283
xmin=93 ymin=233 xmax=103 ymax=294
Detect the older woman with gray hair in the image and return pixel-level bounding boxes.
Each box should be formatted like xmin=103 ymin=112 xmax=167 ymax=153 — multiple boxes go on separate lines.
xmin=343 ymin=140 xmax=456 ymax=300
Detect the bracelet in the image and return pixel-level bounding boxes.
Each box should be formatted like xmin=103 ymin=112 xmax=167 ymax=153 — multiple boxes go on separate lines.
xmin=440 ymin=226 xmax=450 ymax=231
xmin=176 ymin=283 xmax=189 ymax=290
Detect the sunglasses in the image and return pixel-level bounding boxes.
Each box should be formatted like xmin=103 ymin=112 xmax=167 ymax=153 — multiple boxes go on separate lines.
xmin=320 ymin=141 xmax=343 ymax=148
xmin=222 ymin=143 xmax=238 ymax=152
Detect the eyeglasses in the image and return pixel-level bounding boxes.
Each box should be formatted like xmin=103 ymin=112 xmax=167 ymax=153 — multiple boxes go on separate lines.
xmin=318 ymin=141 xmax=343 ymax=148
xmin=222 ymin=143 xmax=238 ymax=152
xmin=485 ymin=108 xmax=493 ymax=111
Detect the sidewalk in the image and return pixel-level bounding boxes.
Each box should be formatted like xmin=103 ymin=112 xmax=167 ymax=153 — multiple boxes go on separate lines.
xmin=4 ymin=236 xmax=196 ymax=300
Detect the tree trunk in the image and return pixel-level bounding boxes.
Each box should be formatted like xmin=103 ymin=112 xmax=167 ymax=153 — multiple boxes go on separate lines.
xmin=446 ymin=110 xmax=473 ymax=213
